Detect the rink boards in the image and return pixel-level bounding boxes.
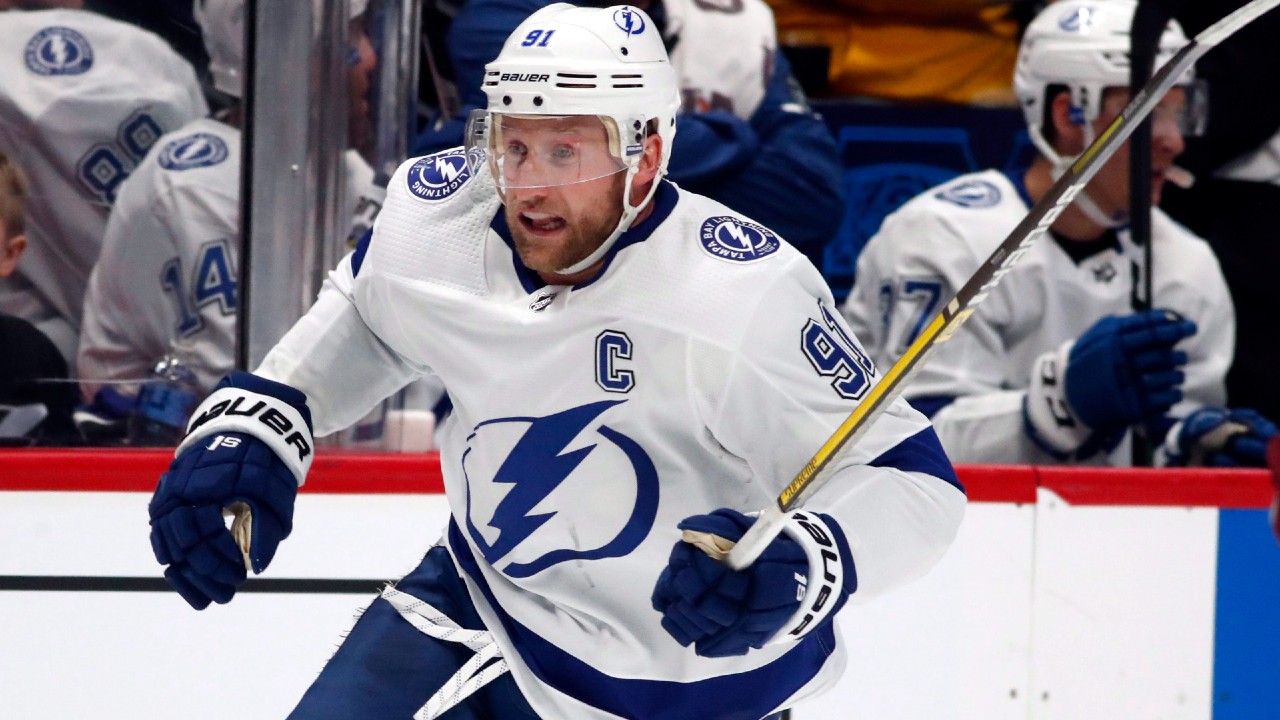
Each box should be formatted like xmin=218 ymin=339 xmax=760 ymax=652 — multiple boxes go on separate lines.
xmin=1 ymin=451 xmax=1278 ymax=719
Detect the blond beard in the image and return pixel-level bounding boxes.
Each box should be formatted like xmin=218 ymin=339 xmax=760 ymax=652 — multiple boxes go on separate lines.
xmin=507 ymin=173 xmax=626 ymax=274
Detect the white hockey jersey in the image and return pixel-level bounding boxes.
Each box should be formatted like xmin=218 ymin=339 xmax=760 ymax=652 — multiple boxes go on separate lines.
xmin=664 ymin=0 xmax=776 ymax=119
xmin=255 ymin=150 xmax=965 ymax=719
xmin=77 ymin=118 xmax=385 ymax=400
xmin=842 ymin=169 xmax=1235 ymax=466
xmin=0 ymin=9 xmax=207 ymax=362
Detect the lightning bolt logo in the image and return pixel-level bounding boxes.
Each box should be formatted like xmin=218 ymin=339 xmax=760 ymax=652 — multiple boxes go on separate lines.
xmin=435 ymin=156 xmax=464 ymax=183
xmin=48 ymin=35 xmax=69 ymax=66
xmin=407 ymin=148 xmax=472 ymax=201
xmin=181 ymin=139 xmax=209 ymax=163
xmin=463 ymin=400 xmax=660 ymax=578
xmin=25 ymin=28 xmax=93 ymax=76
xmin=698 ymin=216 xmax=780 ymax=263
xmin=719 ymin=222 xmax=758 ymax=256
xmin=613 ymin=7 xmax=647 ymax=35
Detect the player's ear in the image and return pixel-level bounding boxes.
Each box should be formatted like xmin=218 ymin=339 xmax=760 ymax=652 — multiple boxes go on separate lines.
xmin=630 ymin=131 xmax=663 ymax=189
xmin=0 ymin=233 xmax=27 ymax=278
xmin=1049 ymin=92 xmax=1086 ymax=156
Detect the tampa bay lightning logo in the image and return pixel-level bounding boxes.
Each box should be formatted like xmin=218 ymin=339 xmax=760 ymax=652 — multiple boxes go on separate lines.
xmin=462 ymin=400 xmax=659 ymax=578
xmin=614 ymin=7 xmax=646 ymax=36
xmin=25 ymin=27 xmax=93 ymax=76
xmin=158 ymin=133 xmax=230 ymax=171
xmin=699 ymin=216 xmax=781 ymax=263
xmin=1058 ymin=6 xmax=1097 ymax=33
xmin=407 ymin=148 xmax=472 ymax=202
xmin=936 ymin=180 xmax=1002 ymax=208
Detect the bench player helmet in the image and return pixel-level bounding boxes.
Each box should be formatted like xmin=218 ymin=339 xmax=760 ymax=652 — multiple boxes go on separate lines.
xmin=466 ymin=3 xmax=681 ymax=274
xmin=1015 ymin=0 xmax=1203 ymax=165
xmin=195 ymin=0 xmax=369 ymax=99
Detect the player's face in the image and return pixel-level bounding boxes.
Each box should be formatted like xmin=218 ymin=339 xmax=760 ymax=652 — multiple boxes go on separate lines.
xmin=347 ymin=17 xmax=377 ymax=158
xmin=1086 ymin=87 xmax=1188 ymax=217
xmin=499 ymin=116 xmax=628 ymax=278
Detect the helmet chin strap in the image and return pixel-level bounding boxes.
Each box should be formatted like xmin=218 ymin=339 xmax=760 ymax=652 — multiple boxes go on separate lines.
xmin=553 ymin=164 xmax=661 ymax=276
xmin=1030 ymin=126 xmax=1128 ymax=230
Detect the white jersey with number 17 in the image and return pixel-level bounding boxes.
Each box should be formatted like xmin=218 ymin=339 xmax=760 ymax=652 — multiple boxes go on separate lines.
xmin=842 ymin=169 xmax=1234 ymax=465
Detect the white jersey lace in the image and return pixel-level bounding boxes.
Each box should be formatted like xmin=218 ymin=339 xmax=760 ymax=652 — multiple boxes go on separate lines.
xmin=379 ymin=585 xmax=510 ymax=719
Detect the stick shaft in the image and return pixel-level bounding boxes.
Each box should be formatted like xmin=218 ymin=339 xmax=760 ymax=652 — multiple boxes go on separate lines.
xmin=726 ymin=0 xmax=1280 ymax=571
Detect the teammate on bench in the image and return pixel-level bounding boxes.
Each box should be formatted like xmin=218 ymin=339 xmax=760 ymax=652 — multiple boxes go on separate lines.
xmin=841 ymin=0 xmax=1276 ymax=468
xmin=145 ymin=5 xmax=964 ymax=718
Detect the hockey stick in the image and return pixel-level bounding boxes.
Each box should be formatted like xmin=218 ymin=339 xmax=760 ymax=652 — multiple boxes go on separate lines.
xmin=1127 ymin=0 xmax=1179 ymax=466
xmin=723 ymin=0 xmax=1280 ymax=571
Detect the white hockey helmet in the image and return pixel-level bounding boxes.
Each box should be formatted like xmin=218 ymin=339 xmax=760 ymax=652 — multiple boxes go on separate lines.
xmin=195 ymin=0 xmax=370 ymax=99
xmin=1015 ymin=0 xmax=1200 ymax=159
xmin=466 ymin=4 xmax=681 ymax=274
xmin=194 ymin=0 xmax=246 ymax=98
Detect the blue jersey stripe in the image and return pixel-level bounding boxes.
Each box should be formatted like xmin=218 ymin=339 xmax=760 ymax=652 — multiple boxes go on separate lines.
xmin=868 ymin=426 xmax=963 ymax=495
xmin=907 ymin=394 xmax=957 ymax=419
xmin=447 ymin=521 xmax=835 ymax=720
xmin=351 ymin=227 xmax=373 ymax=277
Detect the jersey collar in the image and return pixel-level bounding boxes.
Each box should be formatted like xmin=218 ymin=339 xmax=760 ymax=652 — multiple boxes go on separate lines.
xmin=1002 ymin=167 xmax=1124 ymax=265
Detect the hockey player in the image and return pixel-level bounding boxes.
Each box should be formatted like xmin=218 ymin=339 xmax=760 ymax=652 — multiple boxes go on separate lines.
xmin=418 ymin=0 xmax=844 ymax=268
xmin=75 ymin=0 xmax=382 ymax=407
xmin=0 ymin=1 xmax=207 ymax=364
xmin=145 ymin=5 xmax=964 ymax=718
xmin=841 ymin=0 xmax=1277 ymax=468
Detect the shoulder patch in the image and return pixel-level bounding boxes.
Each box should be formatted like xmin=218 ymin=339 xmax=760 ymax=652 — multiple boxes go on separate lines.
xmin=158 ymin=133 xmax=230 ymax=171
xmin=25 ymin=27 xmax=94 ymax=76
xmin=406 ymin=148 xmax=472 ymax=202
xmin=699 ymin=216 xmax=781 ymax=263
xmin=936 ymin=180 xmax=1002 ymax=209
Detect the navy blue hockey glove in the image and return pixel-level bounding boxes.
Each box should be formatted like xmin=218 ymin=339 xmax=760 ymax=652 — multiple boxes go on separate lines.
xmin=1025 ymin=310 xmax=1195 ymax=459
xmin=1157 ymin=407 xmax=1278 ymax=468
xmin=651 ymin=508 xmax=855 ymax=658
xmin=148 ymin=372 xmax=314 ymax=610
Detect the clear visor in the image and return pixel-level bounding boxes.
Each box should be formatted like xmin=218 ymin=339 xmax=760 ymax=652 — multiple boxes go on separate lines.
xmin=465 ymin=109 xmax=632 ymax=192
xmin=1100 ymin=79 xmax=1209 ymax=138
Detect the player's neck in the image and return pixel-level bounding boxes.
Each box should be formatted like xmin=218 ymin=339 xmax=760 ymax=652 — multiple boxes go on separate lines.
xmin=1024 ymin=157 xmax=1114 ymax=243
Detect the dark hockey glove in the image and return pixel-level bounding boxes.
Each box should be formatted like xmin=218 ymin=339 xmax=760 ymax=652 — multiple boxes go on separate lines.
xmin=651 ymin=508 xmax=855 ymax=658
xmin=1024 ymin=309 xmax=1195 ymax=459
xmin=1157 ymin=407 xmax=1278 ymax=468
xmin=148 ymin=372 xmax=314 ymax=609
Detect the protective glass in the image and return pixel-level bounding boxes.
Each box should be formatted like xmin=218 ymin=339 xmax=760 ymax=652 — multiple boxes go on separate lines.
xmin=465 ymin=109 xmax=629 ymax=192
